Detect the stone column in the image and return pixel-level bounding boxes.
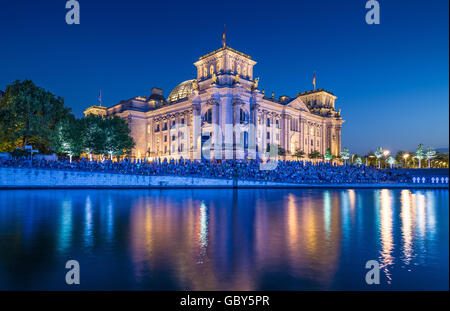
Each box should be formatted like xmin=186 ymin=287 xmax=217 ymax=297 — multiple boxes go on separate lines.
xmin=232 ymin=97 xmax=245 ymax=159
xmin=192 ymin=106 xmax=201 ymax=160
xmin=208 ymin=98 xmax=221 ymax=160
xmin=249 ymin=97 xmax=259 ymax=159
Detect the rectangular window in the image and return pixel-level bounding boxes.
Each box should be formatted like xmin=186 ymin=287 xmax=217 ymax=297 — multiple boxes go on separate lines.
xmin=163 ymin=122 xmax=168 ymax=131
xmin=181 ymin=118 xmax=185 ymax=125
xmin=276 ymin=120 xmax=279 ymax=129
xmin=266 ymin=118 xmax=270 ymax=127
xmin=180 ymin=143 xmax=184 ymax=152
xmin=155 ymin=124 xmax=160 ymax=132
xmin=164 ymin=135 xmax=167 ymax=142
xmin=172 ymin=120 xmax=176 ymax=127
xmin=172 ymin=135 xmax=176 ymax=141
xmin=267 ymin=132 xmax=270 ymax=139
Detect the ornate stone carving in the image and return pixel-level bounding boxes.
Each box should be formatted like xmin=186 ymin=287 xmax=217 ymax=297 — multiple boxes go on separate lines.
xmin=207 ymin=98 xmax=219 ymax=106
xmin=232 ymin=97 xmax=244 ymax=106
xmin=211 ymin=73 xmax=217 ymax=84
xmin=252 ymin=77 xmax=259 ymax=90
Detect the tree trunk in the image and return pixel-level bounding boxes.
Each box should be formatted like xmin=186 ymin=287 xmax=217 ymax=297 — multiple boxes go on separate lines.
xmin=69 ymin=155 xmax=72 ymax=163
xmin=418 ymin=159 xmax=421 ymax=169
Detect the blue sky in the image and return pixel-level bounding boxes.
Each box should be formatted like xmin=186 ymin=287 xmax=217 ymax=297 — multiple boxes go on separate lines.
xmin=0 ymin=0 xmax=448 ymax=153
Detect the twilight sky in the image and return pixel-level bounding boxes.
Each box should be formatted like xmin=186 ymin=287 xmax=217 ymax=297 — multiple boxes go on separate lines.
xmin=0 ymin=0 xmax=448 ymax=154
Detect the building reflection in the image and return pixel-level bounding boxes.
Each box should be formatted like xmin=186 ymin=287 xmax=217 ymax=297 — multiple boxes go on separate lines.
xmin=400 ymin=190 xmax=414 ymax=266
xmin=128 ymin=190 xmax=345 ymax=289
xmin=0 ymin=188 xmax=446 ymax=290
xmin=378 ymin=189 xmax=394 ymax=283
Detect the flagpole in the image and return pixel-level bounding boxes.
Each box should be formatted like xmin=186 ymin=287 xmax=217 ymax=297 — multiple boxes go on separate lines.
xmin=313 ymin=71 xmax=316 ymax=90
xmin=222 ymin=24 xmax=226 ymax=48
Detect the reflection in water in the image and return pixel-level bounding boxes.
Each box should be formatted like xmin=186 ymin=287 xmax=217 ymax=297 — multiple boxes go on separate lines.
xmin=379 ymin=189 xmax=394 ymax=283
xmin=197 ymin=201 xmax=209 ymax=264
xmin=106 ymin=196 xmax=114 ymax=243
xmin=400 ymin=190 xmax=414 ymax=266
xmin=84 ymin=196 xmax=93 ymax=249
xmin=0 ymin=189 xmax=447 ymax=290
xmin=323 ymin=191 xmax=332 ymax=237
xmin=58 ymin=197 xmax=72 ymax=254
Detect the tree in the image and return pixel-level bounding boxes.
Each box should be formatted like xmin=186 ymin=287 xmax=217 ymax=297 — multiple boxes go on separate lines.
xmin=425 ymin=147 xmax=436 ymax=168
xmin=354 ymin=157 xmax=362 ymax=166
xmin=324 ymin=148 xmax=333 ymax=162
xmin=374 ymin=147 xmax=383 ymax=169
xmin=0 ymin=80 xmax=71 ymax=153
xmin=50 ymin=116 xmax=84 ymax=162
xmin=102 ymin=116 xmax=135 ymax=159
xmin=293 ymin=149 xmax=305 ymax=160
xmin=82 ymin=114 xmax=106 ymax=161
xmin=340 ymin=147 xmax=350 ymax=165
xmin=387 ymin=155 xmax=396 ymax=169
xmin=309 ymin=150 xmax=321 ymax=160
xmin=276 ymin=146 xmax=287 ymax=157
xmin=415 ymin=144 xmax=425 ymax=169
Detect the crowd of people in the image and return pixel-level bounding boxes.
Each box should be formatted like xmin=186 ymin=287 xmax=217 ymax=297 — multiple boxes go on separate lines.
xmin=0 ymin=156 xmax=411 ymax=184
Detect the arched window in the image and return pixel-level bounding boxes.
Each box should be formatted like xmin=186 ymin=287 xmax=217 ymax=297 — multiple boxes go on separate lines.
xmin=210 ymin=65 xmax=214 ymax=75
xmin=204 ymin=109 xmax=212 ymax=124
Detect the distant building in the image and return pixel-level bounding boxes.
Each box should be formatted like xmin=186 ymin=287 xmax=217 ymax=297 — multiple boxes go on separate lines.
xmin=85 ymin=45 xmax=344 ymax=160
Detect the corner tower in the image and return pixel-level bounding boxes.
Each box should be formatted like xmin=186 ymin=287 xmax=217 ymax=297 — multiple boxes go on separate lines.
xmin=194 ymin=46 xmax=257 ymax=87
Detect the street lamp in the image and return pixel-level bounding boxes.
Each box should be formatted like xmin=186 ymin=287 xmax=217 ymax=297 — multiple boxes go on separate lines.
xmin=403 ymin=153 xmax=409 ymax=168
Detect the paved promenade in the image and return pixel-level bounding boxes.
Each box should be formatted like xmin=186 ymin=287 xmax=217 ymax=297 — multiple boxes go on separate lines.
xmin=1 ymin=167 xmax=447 ymax=189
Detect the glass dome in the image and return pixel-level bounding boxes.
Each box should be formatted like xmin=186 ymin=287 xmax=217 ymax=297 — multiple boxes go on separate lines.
xmin=167 ymin=79 xmax=196 ymax=102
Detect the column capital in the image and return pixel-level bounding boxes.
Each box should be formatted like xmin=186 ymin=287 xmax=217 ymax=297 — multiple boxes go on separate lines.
xmin=232 ymin=97 xmax=244 ymax=106
xmin=207 ymin=98 xmax=219 ymax=106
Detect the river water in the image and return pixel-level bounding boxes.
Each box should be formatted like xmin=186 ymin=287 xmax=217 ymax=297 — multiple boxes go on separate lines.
xmin=0 ymin=189 xmax=447 ymax=290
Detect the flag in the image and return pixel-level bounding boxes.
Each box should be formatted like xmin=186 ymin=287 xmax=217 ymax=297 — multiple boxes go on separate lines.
xmin=313 ymin=72 xmax=316 ymax=90
xmin=222 ymin=25 xmax=226 ymax=48
xmin=98 ymin=90 xmax=102 ymax=106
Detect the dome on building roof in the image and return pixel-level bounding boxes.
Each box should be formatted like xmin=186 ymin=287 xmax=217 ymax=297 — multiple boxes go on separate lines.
xmin=168 ymin=79 xmax=196 ymax=102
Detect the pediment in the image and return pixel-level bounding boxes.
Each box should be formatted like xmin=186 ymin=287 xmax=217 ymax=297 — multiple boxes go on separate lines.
xmin=286 ymin=97 xmax=310 ymax=112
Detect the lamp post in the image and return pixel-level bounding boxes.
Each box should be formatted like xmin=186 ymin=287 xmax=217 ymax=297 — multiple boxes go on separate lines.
xmin=403 ymin=153 xmax=409 ymax=168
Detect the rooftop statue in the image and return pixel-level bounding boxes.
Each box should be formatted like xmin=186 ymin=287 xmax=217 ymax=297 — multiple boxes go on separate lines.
xmin=211 ymin=73 xmax=217 ymax=84
xmin=252 ymin=77 xmax=259 ymax=90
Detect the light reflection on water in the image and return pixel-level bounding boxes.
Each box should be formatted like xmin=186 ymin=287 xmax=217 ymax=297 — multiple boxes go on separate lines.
xmin=0 ymin=189 xmax=447 ymax=290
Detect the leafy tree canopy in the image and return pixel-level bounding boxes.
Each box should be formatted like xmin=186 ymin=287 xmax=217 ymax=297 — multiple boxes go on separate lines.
xmin=0 ymin=80 xmax=71 ymax=153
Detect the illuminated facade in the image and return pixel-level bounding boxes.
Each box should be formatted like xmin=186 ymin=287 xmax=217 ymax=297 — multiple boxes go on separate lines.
xmin=84 ymin=46 xmax=344 ymax=160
